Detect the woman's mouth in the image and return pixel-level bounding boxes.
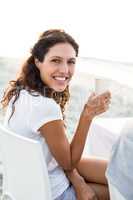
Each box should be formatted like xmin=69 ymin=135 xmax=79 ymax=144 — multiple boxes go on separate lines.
xmin=50 ymin=76 xmax=71 ymax=91
xmin=52 ymin=76 xmax=69 ymax=82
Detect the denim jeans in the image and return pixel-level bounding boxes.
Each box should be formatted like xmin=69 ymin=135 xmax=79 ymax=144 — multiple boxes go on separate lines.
xmin=55 ymin=185 xmax=77 ymax=200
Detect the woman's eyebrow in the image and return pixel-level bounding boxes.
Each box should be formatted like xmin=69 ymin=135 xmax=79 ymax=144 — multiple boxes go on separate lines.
xmin=50 ymin=56 xmax=62 ymax=59
xmin=69 ymin=58 xmax=76 ymax=61
xmin=50 ymin=56 xmax=76 ymax=60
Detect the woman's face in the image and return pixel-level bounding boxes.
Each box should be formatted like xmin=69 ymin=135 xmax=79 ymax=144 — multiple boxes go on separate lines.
xmin=35 ymin=43 xmax=76 ymax=92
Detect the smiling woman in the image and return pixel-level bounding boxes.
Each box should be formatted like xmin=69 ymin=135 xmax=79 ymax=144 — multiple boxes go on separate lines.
xmin=1 ymin=29 xmax=110 ymax=200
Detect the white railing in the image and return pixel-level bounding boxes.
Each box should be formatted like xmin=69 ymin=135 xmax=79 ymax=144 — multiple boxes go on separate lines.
xmin=77 ymin=57 xmax=133 ymax=90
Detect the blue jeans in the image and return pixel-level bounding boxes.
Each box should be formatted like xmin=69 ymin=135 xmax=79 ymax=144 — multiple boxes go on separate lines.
xmin=55 ymin=185 xmax=77 ymax=200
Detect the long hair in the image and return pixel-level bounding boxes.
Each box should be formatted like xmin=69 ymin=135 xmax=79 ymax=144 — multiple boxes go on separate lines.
xmin=1 ymin=29 xmax=79 ymax=121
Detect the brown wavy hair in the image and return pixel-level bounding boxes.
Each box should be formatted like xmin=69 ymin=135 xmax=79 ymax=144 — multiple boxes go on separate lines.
xmin=1 ymin=29 xmax=79 ymax=121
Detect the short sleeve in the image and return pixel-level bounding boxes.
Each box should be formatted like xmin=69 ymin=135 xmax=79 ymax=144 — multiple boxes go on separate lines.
xmin=29 ymin=96 xmax=63 ymax=133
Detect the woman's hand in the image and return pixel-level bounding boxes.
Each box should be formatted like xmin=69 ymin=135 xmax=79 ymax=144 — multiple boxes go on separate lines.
xmin=76 ymin=181 xmax=98 ymax=200
xmin=65 ymin=169 xmax=98 ymax=200
xmin=82 ymin=91 xmax=111 ymax=120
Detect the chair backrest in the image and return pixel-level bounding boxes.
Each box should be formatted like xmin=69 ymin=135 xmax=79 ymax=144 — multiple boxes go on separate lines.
xmin=0 ymin=124 xmax=52 ymax=200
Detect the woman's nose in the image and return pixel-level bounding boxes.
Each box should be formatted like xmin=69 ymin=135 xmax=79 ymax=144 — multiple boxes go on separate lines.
xmin=59 ymin=63 xmax=69 ymax=73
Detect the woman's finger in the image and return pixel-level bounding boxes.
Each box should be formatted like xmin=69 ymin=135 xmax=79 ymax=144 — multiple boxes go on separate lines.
xmin=88 ymin=92 xmax=96 ymax=101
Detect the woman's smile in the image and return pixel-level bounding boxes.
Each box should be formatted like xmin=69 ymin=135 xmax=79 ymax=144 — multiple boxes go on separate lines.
xmin=52 ymin=75 xmax=70 ymax=83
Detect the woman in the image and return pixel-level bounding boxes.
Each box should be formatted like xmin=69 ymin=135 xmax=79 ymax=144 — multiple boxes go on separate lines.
xmin=1 ymin=29 xmax=111 ymax=200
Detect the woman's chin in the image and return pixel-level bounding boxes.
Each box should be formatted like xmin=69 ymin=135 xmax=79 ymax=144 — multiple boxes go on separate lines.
xmin=53 ymin=86 xmax=67 ymax=92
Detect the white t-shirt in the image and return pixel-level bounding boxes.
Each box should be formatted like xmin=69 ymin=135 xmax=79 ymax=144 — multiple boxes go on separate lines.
xmin=4 ymin=89 xmax=69 ymax=199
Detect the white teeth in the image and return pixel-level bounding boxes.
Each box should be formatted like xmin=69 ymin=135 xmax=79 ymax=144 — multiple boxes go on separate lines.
xmin=54 ymin=77 xmax=66 ymax=81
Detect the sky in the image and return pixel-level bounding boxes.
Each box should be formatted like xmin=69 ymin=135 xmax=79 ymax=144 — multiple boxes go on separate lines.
xmin=0 ymin=0 xmax=133 ymax=63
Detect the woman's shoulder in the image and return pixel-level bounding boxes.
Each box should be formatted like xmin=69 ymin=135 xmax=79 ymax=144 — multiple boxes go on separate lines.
xmin=20 ymin=89 xmax=59 ymax=108
xmin=20 ymin=90 xmax=63 ymax=124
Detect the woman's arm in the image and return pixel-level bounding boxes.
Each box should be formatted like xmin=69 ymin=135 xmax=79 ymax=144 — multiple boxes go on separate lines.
xmin=39 ymin=91 xmax=111 ymax=171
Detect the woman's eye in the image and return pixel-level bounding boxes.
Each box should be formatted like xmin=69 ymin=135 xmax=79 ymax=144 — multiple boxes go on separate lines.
xmin=68 ymin=60 xmax=76 ymax=64
xmin=51 ymin=59 xmax=60 ymax=63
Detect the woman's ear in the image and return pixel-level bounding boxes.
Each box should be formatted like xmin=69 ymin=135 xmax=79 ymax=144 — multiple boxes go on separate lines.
xmin=35 ymin=58 xmax=40 ymax=69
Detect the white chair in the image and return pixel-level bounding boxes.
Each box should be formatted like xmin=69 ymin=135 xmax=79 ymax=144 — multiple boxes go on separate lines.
xmin=0 ymin=124 xmax=52 ymax=200
xmin=108 ymin=182 xmax=126 ymax=200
